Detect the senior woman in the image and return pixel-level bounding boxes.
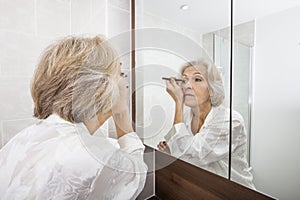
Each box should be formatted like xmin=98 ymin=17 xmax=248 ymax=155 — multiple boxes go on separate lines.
xmin=158 ymin=59 xmax=255 ymax=189
xmin=0 ymin=36 xmax=147 ymax=199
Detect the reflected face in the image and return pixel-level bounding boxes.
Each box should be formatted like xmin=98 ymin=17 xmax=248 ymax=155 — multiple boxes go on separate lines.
xmin=181 ymin=66 xmax=211 ymax=108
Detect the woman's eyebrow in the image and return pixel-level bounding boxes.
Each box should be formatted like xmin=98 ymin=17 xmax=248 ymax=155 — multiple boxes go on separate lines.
xmin=193 ymin=72 xmax=203 ymax=76
xmin=182 ymin=72 xmax=204 ymax=77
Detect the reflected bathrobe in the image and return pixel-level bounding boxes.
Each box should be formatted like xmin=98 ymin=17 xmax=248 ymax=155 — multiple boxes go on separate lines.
xmin=0 ymin=114 xmax=147 ymax=200
xmin=165 ymin=105 xmax=255 ymax=189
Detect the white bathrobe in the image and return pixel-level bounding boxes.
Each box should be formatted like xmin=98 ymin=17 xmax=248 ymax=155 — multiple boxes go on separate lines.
xmin=0 ymin=114 xmax=147 ymax=200
xmin=165 ymin=105 xmax=256 ymax=189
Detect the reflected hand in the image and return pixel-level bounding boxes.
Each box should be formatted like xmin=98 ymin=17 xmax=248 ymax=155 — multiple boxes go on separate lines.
xmin=165 ymin=77 xmax=184 ymax=104
xmin=157 ymin=141 xmax=170 ymax=154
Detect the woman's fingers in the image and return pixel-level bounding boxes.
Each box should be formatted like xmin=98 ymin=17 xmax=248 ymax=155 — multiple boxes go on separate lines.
xmin=166 ymin=79 xmax=173 ymax=89
xmin=166 ymin=77 xmax=182 ymax=92
xmin=157 ymin=142 xmax=163 ymax=149
xmin=157 ymin=142 xmax=164 ymax=150
xmin=157 ymin=145 xmax=163 ymax=151
xmin=170 ymin=77 xmax=177 ymax=86
xmin=118 ymin=78 xmax=129 ymax=97
xmin=165 ymin=77 xmax=184 ymax=104
xmin=112 ymin=76 xmax=130 ymax=114
xmin=157 ymin=141 xmax=168 ymax=151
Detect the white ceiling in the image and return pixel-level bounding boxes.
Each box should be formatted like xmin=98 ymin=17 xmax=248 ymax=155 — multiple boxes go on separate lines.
xmin=143 ymin=0 xmax=300 ymax=34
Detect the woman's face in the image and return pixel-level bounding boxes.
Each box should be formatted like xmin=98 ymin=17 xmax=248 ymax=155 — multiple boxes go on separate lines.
xmin=181 ymin=66 xmax=211 ymax=108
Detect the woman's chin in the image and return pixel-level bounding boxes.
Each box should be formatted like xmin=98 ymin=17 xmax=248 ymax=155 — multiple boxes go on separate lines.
xmin=184 ymin=100 xmax=198 ymax=108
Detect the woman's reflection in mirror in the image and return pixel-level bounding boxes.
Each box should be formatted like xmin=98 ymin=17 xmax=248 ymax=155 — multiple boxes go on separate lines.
xmin=158 ymin=59 xmax=255 ymax=189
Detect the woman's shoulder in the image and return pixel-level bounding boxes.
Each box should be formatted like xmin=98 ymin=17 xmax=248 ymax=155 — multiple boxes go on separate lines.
xmin=216 ymin=105 xmax=243 ymax=116
xmin=211 ymin=106 xmax=244 ymax=123
xmin=232 ymin=110 xmax=245 ymax=124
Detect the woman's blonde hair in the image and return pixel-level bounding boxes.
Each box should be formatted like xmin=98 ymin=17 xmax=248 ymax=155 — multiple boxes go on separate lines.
xmin=181 ymin=58 xmax=225 ymax=107
xmin=31 ymin=35 xmax=119 ymax=123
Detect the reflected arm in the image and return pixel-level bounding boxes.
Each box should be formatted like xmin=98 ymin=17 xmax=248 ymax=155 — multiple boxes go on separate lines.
xmin=174 ymin=101 xmax=184 ymax=124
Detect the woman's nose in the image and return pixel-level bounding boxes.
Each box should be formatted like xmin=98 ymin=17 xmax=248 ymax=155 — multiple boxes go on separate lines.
xmin=183 ymin=80 xmax=192 ymax=89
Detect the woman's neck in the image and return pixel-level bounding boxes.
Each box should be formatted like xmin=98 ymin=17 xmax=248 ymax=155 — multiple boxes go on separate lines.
xmin=191 ymin=102 xmax=212 ymax=134
xmin=191 ymin=101 xmax=212 ymax=122
xmin=84 ymin=110 xmax=112 ymax=135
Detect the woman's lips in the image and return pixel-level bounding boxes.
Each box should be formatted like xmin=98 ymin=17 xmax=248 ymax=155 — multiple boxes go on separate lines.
xmin=184 ymin=94 xmax=194 ymax=97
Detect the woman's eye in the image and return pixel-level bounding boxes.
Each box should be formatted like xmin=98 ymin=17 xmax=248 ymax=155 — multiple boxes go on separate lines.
xmin=194 ymin=78 xmax=202 ymax=82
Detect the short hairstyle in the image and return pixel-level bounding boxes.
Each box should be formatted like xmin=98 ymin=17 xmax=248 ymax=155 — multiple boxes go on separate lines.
xmin=180 ymin=58 xmax=225 ymax=107
xmin=31 ymin=35 xmax=119 ymax=123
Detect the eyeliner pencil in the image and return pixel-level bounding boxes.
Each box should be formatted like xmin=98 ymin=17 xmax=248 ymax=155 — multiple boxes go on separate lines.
xmin=162 ymin=77 xmax=186 ymax=83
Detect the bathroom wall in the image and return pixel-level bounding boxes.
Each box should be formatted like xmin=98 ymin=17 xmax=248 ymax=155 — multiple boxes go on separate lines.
xmin=0 ymin=0 xmax=130 ymax=146
xmin=251 ymin=5 xmax=300 ymax=200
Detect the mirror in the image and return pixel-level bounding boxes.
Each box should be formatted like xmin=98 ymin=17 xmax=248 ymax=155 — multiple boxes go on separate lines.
xmin=136 ymin=0 xmax=300 ymax=199
xmin=232 ymin=1 xmax=300 ymax=199
xmin=135 ymin=0 xmax=233 ymax=179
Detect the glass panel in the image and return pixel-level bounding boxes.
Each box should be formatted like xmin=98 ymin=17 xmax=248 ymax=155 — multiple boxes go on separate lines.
xmin=135 ymin=0 xmax=232 ymax=178
xmin=209 ymin=22 xmax=255 ymax=189
xmin=232 ymin=1 xmax=300 ymax=199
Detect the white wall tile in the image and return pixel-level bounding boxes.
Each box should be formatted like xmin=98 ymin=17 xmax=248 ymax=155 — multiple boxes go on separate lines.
xmin=71 ymin=0 xmax=106 ymax=35
xmin=0 ymin=0 xmax=35 ymax=34
xmin=109 ymin=0 xmax=130 ymax=12
xmin=0 ymin=31 xmax=53 ymax=76
xmin=91 ymin=0 xmax=106 ymax=17
xmin=86 ymin=5 xmax=106 ymax=35
xmin=70 ymin=0 xmax=107 ymax=35
xmin=36 ymin=0 xmax=70 ymax=37
xmin=1 ymin=118 xmax=38 ymax=147
xmin=70 ymin=0 xmax=92 ymax=34
xmin=0 ymin=76 xmax=33 ymax=120
xmin=0 ymin=75 xmax=34 ymax=147
xmin=107 ymin=5 xmax=130 ymax=37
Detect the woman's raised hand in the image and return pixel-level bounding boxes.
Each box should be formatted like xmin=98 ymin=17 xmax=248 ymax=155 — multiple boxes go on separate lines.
xmin=165 ymin=77 xmax=184 ymax=104
xmin=112 ymin=76 xmax=129 ymax=114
